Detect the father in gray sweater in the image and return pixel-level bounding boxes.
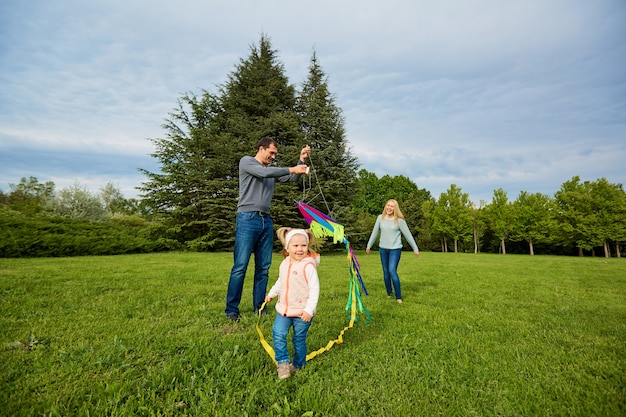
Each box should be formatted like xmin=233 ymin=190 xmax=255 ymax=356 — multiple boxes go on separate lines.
xmin=225 ymin=137 xmax=311 ymax=321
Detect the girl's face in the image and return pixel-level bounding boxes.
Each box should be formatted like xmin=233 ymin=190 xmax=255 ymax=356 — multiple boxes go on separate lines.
xmin=288 ymin=234 xmax=309 ymax=261
xmin=385 ymin=201 xmax=396 ymax=216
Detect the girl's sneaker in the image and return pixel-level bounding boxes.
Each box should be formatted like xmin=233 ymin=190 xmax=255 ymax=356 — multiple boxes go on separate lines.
xmin=277 ymin=363 xmax=291 ymax=379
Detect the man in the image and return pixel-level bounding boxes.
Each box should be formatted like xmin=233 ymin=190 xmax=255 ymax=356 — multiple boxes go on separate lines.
xmin=225 ymin=137 xmax=311 ymax=321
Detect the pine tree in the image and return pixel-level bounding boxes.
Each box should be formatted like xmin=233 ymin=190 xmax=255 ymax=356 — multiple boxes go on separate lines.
xmin=139 ymin=91 xmax=230 ymax=249
xmin=140 ymin=35 xmax=316 ymax=249
xmin=293 ymin=51 xmax=364 ymax=248
xmin=213 ymin=34 xmax=307 ymax=230
xmin=295 ymin=51 xmax=359 ymax=214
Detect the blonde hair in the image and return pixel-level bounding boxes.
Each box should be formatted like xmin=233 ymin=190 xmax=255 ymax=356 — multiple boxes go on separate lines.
xmin=276 ymin=227 xmax=318 ymax=258
xmin=382 ymin=199 xmax=405 ymax=223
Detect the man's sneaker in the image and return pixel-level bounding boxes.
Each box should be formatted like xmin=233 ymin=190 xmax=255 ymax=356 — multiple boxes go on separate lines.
xmin=226 ymin=312 xmax=240 ymax=321
xmin=254 ymin=308 xmax=268 ymax=316
xmin=277 ymin=363 xmax=291 ymax=379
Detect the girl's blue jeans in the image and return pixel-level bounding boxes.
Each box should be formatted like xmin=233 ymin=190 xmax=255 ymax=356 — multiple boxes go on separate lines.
xmin=272 ymin=314 xmax=312 ymax=369
xmin=379 ymin=247 xmax=402 ymax=300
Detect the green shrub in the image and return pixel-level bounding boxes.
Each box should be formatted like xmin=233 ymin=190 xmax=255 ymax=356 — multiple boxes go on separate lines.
xmin=0 ymin=208 xmax=173 ymax=257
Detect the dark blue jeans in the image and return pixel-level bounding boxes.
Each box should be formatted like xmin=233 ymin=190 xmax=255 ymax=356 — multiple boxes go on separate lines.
xmin=379 ymin=247 xmax=402 ymax=300
xmin=272 ymin=314 xmax=313 ymax=369
xmin=225 ymin=212 xmax=273 ymax=315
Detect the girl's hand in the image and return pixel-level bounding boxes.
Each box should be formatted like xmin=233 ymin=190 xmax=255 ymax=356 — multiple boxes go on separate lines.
xmin=301 ymin=312 xmax=312 ymax=322
xmin=265 ymin=296 xmax=272 ymax=302
xmin=366 ymin=247 xmax=371 ymax=254
xmin=414 ymin=251 xmax=420 ymax=258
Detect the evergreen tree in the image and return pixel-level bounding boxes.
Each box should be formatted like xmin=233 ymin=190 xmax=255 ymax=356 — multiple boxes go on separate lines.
xmin=139 ymin=91 xmax=228 ymax=249
xmin=140 ymin=35 xmax=363 ymax=250
xmin=295 ymin=51 xmax=359 ymax=215
xmin=211 ymin=34 xmax=306 ymax=242
xmin=140 ymin=35 xmax=304 ymax=249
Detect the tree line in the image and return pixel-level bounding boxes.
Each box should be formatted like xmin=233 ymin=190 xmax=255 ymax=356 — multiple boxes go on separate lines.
xmin=1 ymin=34 xmax=624 ymax=258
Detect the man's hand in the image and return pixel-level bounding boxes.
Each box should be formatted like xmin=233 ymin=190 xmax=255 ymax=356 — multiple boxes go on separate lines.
xmin=290 ymin=165 xmax=309 ymax=175
xmin=300 ymin=145 xmax=311 ymax=161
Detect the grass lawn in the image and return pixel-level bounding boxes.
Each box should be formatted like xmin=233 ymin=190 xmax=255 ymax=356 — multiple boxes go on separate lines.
xmin=1 ymin=251 xmax=625 ymax=416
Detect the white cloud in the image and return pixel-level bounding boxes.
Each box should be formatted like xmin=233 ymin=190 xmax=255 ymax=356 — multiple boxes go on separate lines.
xmin=1 ymin=0 xmax=624 ymax=204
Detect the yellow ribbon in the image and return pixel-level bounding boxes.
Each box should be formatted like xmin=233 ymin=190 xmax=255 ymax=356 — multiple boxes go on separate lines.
xmin=256 ymin=239 xmax=369 ymax=364
xmin=256 ymin=286 xmax=359 ymax=364
xmin=255 ymin=301 xmax=277 ymax=364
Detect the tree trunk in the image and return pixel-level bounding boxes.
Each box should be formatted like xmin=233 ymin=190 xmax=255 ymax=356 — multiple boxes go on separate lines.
xmin=473 ymin=221 xmax=478 ymax=253
xmin=578 ymin=247 xmax=584 ymax=256
xmin=529 ymin=237 xmax=534 ymax=256
xmin=454 ymin=239 xmax=459 ymax=253
xmin=500 ymin=239 xmax=507 ymax=254
xmin=603 ymin=240 xmax=610 ymax=258
xmin=617 ymin=242 xmax=621 ymax=258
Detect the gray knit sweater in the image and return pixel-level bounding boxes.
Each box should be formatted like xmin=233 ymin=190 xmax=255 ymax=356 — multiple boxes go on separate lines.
xmin=237 ymin=156 xmax=303 ymax=214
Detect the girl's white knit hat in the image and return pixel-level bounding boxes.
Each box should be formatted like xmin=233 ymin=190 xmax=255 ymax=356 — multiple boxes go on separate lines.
xmin=285 ymin=229 xmax=309 ymax=248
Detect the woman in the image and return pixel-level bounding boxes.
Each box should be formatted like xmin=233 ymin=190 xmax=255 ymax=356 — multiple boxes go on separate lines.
xmin=366 ymin=199 xmax=419 ymax=303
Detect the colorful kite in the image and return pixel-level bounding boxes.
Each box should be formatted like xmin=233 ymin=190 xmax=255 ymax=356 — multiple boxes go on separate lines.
xmin=296 ymin=200 xmax=369 ymax=297
xmin=256 ymin=200 xmax=371 ymax=363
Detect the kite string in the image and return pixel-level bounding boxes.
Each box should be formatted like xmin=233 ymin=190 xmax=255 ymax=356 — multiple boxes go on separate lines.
xmin=303 ymin=150 xmax=333 ymax=217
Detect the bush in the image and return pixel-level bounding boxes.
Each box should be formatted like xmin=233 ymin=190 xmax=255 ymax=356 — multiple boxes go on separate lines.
xmin=0 ymin=208 xmax=173 ymax=257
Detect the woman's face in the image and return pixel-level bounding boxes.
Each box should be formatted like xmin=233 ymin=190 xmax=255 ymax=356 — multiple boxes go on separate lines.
xmin=385 ymin=201 xmax=395 ymax=216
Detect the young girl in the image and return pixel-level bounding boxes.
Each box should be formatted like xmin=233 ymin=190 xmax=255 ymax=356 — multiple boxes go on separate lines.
xmin=265 ymin=227 xmax=320 ymax=379
xmin=366 ymin=199 xmax=419 ymax=304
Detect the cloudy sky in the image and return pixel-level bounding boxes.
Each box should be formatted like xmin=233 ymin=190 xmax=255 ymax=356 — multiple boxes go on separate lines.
xmin=1 ymin=0 xmax=625 ymax=205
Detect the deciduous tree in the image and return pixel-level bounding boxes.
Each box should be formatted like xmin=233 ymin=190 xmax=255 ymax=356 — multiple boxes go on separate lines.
xmin=433 ymin=184 xmax=473 ymax=252
xmin=510 ymin=191 xmax=556 ymax=255
xmin=485 ymin=188 xmax=513 ymax=254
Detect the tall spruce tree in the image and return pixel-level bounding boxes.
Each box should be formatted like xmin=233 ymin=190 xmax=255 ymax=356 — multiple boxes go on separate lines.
xmin=213 ymin=34 xmax=306 ymax=233
xmin=140 ymin=35 xmax=305 ymax=249
xmin=294 ymin=51 xmax=367 ymax=247
xmin=139 ymin=91 xmax=227 ymax=249
xmin=295 ymin=51 xmax=359 ymax=221
xmin=141 ymin=35 xmax=363 ymax=250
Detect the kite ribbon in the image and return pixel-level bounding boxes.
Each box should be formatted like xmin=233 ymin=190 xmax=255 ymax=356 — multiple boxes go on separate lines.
xmin=256 ymin=281 xmax=367 ymax=364
xmin=256 ymin=200 xmax=371 ymax=364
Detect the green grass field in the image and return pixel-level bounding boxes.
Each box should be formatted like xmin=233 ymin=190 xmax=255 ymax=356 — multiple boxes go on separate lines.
xmin=1 ymin=252 xmax=625 ymax=416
